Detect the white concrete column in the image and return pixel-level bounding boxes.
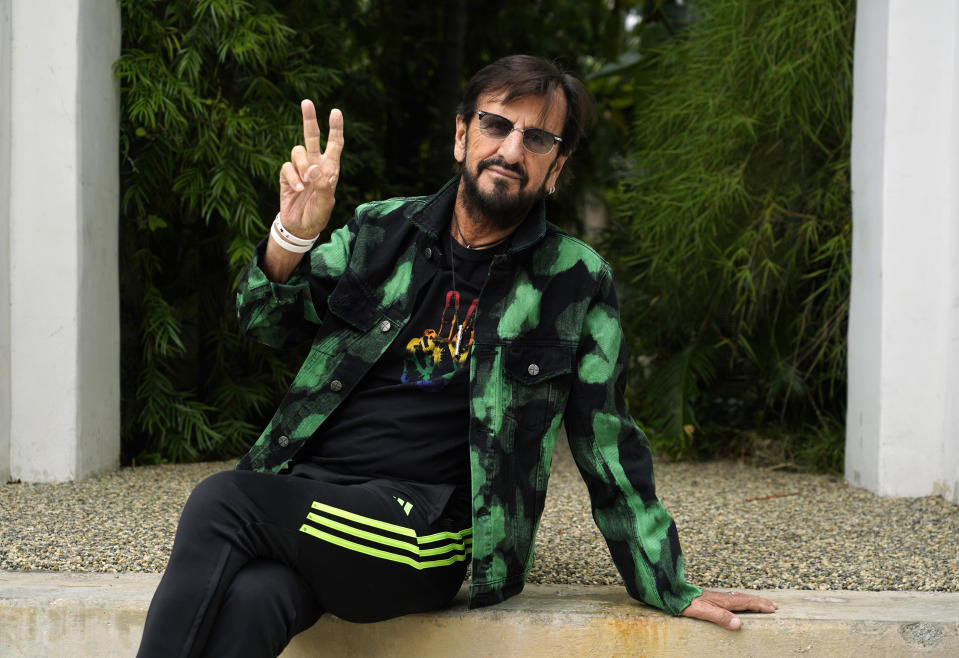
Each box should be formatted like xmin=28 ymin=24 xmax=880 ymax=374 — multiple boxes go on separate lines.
xmin=947 ymin=3 xmax=959 ymax=506
xmin=1 ymin=1 xmax=12 ymax=482
xmin=6 ymin=0 xmax=120 ymax=481
xmin=847 ymin=0 xmax=959 ymax=503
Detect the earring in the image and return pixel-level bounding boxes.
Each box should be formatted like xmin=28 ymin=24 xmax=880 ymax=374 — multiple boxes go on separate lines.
xmin=548 ymin=185 xmax=556 ymax=196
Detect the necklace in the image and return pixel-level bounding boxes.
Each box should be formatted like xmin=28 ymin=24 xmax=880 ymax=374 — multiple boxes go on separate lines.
xmin=452 ymin=212 xmax=509 ymax=250
xmin=448 ymin=215 xmax=509 ymax=356
xmin=449 ymin=230 xmax=465 ymax=356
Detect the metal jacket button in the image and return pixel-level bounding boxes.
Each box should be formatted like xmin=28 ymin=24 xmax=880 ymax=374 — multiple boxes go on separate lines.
xmin=528 ymin=363 xmax=540 ymax=376
xmin=379 ymin=320 xmax=392 ymax=332
xmin=424 ymin=247 xmax=433 ymax=259
xmin=277 ymin=435 xmax=290 ymax=448
xmin=329 ymin=379 xmax=343 ymax=392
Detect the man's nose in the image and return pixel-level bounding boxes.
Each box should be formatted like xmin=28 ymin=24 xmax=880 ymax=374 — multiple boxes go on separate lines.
xmin=496 ymin=129 xmax=525 ymax=163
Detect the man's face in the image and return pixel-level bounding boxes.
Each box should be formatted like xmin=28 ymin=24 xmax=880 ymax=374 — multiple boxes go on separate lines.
xmin=454 ymin=91 xmax=569 ymax=229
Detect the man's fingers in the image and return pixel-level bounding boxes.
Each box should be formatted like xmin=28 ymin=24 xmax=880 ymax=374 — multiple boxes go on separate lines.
xmin=323 ymin=108 xmax=345 ymax=163
xmin=680 ymin=598 xmax=741 ymax=630
xmin=702 ymin=590 xmax=778 ymax=614
xmin=301 ymin=99 xmax=322 ymax=158
xmin=680 ymin=590 xmax=778 ymax=631
xmin=299 ymin=102 xmax=343 ymax=173
xmin=741 ymin=594 xmax=777 ymax=614
xmin=290 ymin=145 xmax=313 ymax=182
xmin=280 ymin=161 xmax=303 ymax=192
xmin=724 ymin=612 xmax=742 ymax=630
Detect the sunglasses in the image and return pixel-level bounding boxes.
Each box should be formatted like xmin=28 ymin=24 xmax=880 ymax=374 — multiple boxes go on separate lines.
xmin=474 ymin=111 xmax=563 ymax=155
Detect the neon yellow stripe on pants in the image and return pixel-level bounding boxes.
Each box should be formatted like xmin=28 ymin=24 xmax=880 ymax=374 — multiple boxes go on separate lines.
xmin=305 ymin=512 xmax=472 ymax=557
xmin=298 ymin=524 xmax=471 ymax=569
xmin=308 ymin=501 xmax=473 ymax=544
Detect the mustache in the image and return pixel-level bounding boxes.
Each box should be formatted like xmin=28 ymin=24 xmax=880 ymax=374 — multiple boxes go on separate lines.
xmin=477 ymin=157 xmax=528 ymax=186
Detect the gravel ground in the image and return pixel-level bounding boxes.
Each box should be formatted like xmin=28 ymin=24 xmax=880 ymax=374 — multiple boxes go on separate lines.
xmin=2 ymin=441 xmax=957 ymax=592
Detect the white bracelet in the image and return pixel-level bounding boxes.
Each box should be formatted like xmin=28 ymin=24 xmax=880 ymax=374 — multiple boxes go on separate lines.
xmin=273 ymin=214 xmax=319 ymax=247
xmin=271 ymin=220 xmax=313 ymax=253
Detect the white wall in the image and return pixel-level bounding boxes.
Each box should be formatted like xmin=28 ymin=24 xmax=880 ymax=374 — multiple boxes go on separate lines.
xmin=946 ymin=4 xmax=959 ymax=505
xmin=6 ymin=0 xmax=120 ymax=481
xmin=847 ymin=0 xmax=959 ymax=503
xmin=75 ymin=0 xmax=121 ymax=477
xmin=0 ymin=1 xmax=12 ymax=482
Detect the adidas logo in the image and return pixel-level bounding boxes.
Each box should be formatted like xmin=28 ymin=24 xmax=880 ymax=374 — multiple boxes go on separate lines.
xmin=393 ymin=496 xmax=413 ymax=516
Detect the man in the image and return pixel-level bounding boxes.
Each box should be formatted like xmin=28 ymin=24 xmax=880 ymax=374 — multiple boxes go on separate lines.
xmin=138 ymin=55 xmax=776 ymax=657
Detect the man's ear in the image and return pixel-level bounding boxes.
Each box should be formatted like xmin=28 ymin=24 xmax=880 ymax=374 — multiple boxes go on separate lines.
xmin=454 ymin=114 xmax=467 ymax=163
xmin=546 ymin=152 xmax=569 ymax=192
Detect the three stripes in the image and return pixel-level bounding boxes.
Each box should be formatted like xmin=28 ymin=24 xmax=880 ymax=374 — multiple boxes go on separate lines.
xmin=299 ymin=500 xmax=472 ymax=570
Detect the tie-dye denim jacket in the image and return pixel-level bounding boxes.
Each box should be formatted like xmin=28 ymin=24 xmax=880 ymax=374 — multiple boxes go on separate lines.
xmin=234 ymin=178 xmax=702 ymax=615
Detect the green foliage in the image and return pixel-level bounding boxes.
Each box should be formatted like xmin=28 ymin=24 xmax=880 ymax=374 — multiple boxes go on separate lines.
xmin=606 ymin=0 xmax=854 ymax=469
xmin=645 ymin=344 xmax=717 ymax=455
xmin=117 ymin=0 xmax=645 ymax=462
xmin=120 ymin=0 xmax=845 ymax=468
xmin=117 ymin=0 xmax=377 ymax=462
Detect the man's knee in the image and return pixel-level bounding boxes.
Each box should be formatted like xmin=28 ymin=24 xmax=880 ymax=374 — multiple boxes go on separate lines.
xmin=175 ymin=470 xmax=251 ymax=534
xmin=183 ymin=470 xmax=244 ymax=511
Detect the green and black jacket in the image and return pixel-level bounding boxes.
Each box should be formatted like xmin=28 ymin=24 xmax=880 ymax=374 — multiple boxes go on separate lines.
xmin=235 ymin=178 xmax=702 ymax=614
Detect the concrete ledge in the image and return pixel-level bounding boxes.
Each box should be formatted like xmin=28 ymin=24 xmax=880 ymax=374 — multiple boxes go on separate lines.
xmin=2 ymin=571 xmax=958 ymax=657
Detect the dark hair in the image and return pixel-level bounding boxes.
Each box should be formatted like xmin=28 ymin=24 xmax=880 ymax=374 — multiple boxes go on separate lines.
xmin=457 ymin=55 xmax=593 ymax=157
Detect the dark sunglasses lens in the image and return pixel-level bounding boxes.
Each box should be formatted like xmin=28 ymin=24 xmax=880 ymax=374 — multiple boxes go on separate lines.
xmin=479 ymin=113 xmax=512 ymax=138
xmin=478 ymin=113 xmax=556 ymax=154
xmin=523 ymin=130 xmax=553 ymax=154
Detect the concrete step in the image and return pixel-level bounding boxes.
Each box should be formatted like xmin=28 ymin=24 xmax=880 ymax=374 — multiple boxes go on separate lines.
xmin=2 ymin=571 xmax=957 ymax=657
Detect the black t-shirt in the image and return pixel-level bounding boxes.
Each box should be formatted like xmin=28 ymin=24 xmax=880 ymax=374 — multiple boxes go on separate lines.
xmin=297 ymin=233 xmax=503 ymax=492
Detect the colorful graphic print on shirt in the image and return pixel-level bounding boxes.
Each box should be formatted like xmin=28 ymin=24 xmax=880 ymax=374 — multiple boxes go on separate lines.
xmin=401 ymin=290 xmax=477 ymax=391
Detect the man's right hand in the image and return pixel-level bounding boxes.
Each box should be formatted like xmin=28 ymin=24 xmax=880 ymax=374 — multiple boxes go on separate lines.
xmin=278 ymin=100 xmax=344 ymax=239
xmin=264 ymin=101 xmax=343 ymax=283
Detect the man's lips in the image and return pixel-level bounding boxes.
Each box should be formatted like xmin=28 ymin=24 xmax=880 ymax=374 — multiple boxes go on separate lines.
xmin=478 ymin=158 xmax=527 ymax=186
xmin=485 ymin=165 xmax=521 ymax=180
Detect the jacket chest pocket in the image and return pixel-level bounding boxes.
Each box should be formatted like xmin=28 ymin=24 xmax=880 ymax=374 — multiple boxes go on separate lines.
xmin=503 ymin=342 xmax=574 ymax=431
xmin=327 ymin=269 xmax=379 ymax=332
xmin=315 ymin=269 xmax=403 ymax=360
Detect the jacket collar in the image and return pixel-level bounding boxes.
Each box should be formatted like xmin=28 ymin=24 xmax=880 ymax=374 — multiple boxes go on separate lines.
xmin=409 ymin=176 xmax=548 ymax=254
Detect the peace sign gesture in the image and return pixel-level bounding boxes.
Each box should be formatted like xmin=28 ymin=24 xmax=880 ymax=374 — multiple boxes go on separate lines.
xmin=278 ymin=100 xmax=344 ymax=239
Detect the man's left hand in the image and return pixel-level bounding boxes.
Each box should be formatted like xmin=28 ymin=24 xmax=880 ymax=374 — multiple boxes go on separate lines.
xmin=680 ymin=590 xmax=778 ymax=630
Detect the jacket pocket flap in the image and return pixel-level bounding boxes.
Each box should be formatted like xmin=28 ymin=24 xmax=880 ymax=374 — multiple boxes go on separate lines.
xmin=505 ymin=343 xmax=574 ymax=384
xmin=327 ymin=270 xmax=378 ymax=331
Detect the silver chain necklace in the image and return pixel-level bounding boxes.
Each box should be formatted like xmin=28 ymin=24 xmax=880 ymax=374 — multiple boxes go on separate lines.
xmin=448 ymin=215 xmax=510 ymax=356
xmin=452 ymin=213 xmax=509 ymax=250
xmin=449 ymin=229 xmax=465 ymax=356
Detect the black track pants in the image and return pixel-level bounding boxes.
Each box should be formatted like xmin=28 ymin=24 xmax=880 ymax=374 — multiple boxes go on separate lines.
xmin=136 ymin=469 xmax=470 ymax=658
